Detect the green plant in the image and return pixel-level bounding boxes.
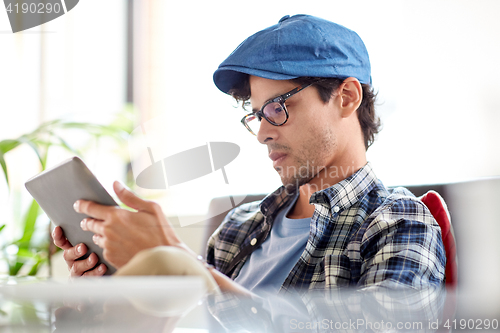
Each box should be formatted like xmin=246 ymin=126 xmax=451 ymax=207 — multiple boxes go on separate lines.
xmin=0 ymin=109 xmax=134 ymax=276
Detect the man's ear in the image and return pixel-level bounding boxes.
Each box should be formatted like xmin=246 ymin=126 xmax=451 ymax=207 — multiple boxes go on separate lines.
xmin=338 ymin=77 xmax=362 ymax=118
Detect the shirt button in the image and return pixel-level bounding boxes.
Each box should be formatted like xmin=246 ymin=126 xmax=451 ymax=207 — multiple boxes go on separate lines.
xmin=250 ymin=238 xmax=257 ymax=246
xmin=333 ymin=206 xmax=340 ymax=213
xmin=251 ymin=307 xmax=258 ymax=314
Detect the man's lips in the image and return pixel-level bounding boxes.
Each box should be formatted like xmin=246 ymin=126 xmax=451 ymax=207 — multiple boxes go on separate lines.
xmin=269 ymin=152 xmax=287 ymax=167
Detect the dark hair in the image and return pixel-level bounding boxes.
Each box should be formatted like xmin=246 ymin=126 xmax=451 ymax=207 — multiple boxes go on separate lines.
xmin=229 ymin=75 xmax=381 ymax=150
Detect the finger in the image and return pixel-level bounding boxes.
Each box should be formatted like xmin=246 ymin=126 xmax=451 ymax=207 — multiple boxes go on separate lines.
xmin=80 ymin=218 xmax=105 ymax=235
xmin=63 ymin=243 xmax=88 ymax=263
xmin=92 ymin=234 xmax=103 ymax=248
xmin=70 ymin=252 xmax=98 ymax=276
xmin=74 ymin=200 xmax=116 ymax=220
xmin=82 ymin=263 xmax=107 ymax=277
xmin=113 ymin=181 xmax=154 ymax=213
xmin=52 ymin=227 xmax=73 ymax=250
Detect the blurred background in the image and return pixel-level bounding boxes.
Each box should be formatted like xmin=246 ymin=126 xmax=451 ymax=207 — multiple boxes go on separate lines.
xmin=0 ymin=0 xmax=499 ymax=292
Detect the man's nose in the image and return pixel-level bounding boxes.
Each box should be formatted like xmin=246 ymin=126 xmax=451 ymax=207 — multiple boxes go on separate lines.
xmin=257 ymin=118 xmax=278 ymax=144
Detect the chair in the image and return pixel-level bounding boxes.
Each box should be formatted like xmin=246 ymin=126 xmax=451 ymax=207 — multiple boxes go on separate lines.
xmin=419 ymin=191 xmax=458 ymax=288
xmin=201 ymin=194 xmax=266 ymax=252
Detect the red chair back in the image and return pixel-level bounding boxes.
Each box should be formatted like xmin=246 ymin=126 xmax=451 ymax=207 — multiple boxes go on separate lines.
xmin=420 ymin=191 xmax=458 ymax=287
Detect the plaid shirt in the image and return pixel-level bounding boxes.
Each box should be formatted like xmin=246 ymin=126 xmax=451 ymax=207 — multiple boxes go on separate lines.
xmin=206 ymin=163 xmax=446 ymax=293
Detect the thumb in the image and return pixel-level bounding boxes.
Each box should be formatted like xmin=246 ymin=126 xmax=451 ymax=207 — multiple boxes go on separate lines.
xmin=113 ymin=181 xmax=152 ymax=212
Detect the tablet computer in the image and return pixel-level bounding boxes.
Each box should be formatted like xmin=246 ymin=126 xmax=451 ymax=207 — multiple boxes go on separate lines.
xmin=25 ymin=156 xmax=117 ymax=275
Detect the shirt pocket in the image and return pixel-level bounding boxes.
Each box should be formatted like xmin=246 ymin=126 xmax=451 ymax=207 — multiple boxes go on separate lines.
xmin=324 ymin=254 xmax=351 ymax=288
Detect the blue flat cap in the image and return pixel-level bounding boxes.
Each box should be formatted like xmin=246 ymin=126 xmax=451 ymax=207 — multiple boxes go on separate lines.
xmin=213 ymin=14 xmax=371 ymax=94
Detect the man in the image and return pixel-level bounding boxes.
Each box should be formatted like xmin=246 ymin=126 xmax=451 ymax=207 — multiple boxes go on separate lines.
xmin=53 ymin=15 xmax=445 ymax=294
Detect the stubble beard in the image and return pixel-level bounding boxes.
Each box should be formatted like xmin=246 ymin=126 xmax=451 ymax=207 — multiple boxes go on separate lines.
xmin=277 ymin=155 xmax=316 ymax=191
xmin=275 ymin=128 xmax=336 ymax=192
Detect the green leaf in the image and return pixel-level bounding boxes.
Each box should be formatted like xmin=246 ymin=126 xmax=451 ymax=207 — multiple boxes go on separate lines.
xmin=53 ymin=134 xmax=79 ymax=155
xmin=59 ymin=122 xmax=104 ymax=133
xmin=16 ymin=135 xmax=45 ymax=170
xmin=16 ymin=247 xmax=35 ymax=259
xmin=29 ymin=119 xmax=61 ymax=136
xmin=17 ymin=200 xmax=40 ymax=247
xmin=0 ymin=150 xmax=8 ymax=189
xmin=0 ymin=139 xmax=23 ymax=189
xmin=9 ymin=261 xmax=24 ymax=276
xmin=0 ymin=224 xmax=5 ymax=233
xmin=28 ymin=257 xmax=45 ymax=276
xmin=0 ymin=139 xmax=22 ymax=153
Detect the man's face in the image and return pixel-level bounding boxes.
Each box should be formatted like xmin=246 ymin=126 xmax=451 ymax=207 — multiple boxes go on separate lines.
xmin=249 ymin=76 xmax=343 ymax=189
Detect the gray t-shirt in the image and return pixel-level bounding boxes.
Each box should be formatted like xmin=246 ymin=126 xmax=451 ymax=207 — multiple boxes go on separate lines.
xmin=235 ymin=194 xmax=311 ymax=293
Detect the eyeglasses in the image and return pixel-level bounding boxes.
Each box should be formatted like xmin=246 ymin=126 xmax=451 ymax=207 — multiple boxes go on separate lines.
xmin=241 ymin=80 xmax=320 ymax=135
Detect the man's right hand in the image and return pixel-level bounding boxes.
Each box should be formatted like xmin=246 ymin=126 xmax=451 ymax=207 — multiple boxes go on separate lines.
xmin=52 ymin=226 xmax=107 ymax=277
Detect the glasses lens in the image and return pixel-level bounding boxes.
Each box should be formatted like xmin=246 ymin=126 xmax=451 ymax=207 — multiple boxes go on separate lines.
xmin=244 ymin=114 xmax=261 ymax=135
xmin=263 ymin=102 xmax=287 ymax=125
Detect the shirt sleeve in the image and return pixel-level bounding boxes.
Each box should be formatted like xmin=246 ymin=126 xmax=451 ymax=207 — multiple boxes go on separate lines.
xmin=357 ymin=196 xmax=446 ymax=289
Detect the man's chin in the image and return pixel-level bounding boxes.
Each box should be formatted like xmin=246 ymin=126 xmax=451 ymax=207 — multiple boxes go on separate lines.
xmin=279 ymin=175 xmax=312 ymax=191
xmin=275 ymin=166 xmax=315 ymax=190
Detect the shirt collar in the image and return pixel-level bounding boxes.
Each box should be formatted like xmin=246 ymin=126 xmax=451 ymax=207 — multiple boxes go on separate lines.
xmin=309 ymin=162 xmax=378 ymax=215
xmin=259 ymin=185 xmax=298 ymax=218
xmin=260 ymin=162 xmax=378 ymax=218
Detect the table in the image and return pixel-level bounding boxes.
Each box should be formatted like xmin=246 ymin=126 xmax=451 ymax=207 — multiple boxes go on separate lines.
xmin=0 ymin=277 xmax=498 ymax=332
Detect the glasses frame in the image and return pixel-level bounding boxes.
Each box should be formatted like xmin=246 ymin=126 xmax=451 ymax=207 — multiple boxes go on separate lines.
xmin=241 ymin=79 xmax=322 ymax=136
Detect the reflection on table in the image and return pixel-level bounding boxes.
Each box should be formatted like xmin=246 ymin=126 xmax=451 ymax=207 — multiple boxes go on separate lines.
xmin=0 ymin=277 xmax=498 ymax=332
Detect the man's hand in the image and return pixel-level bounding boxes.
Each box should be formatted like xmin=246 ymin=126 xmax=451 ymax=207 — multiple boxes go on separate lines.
xmin=52 ymin=226 xmax=107 ymax=276
xmin=75 ymin=181 xmax=192 ymax=268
